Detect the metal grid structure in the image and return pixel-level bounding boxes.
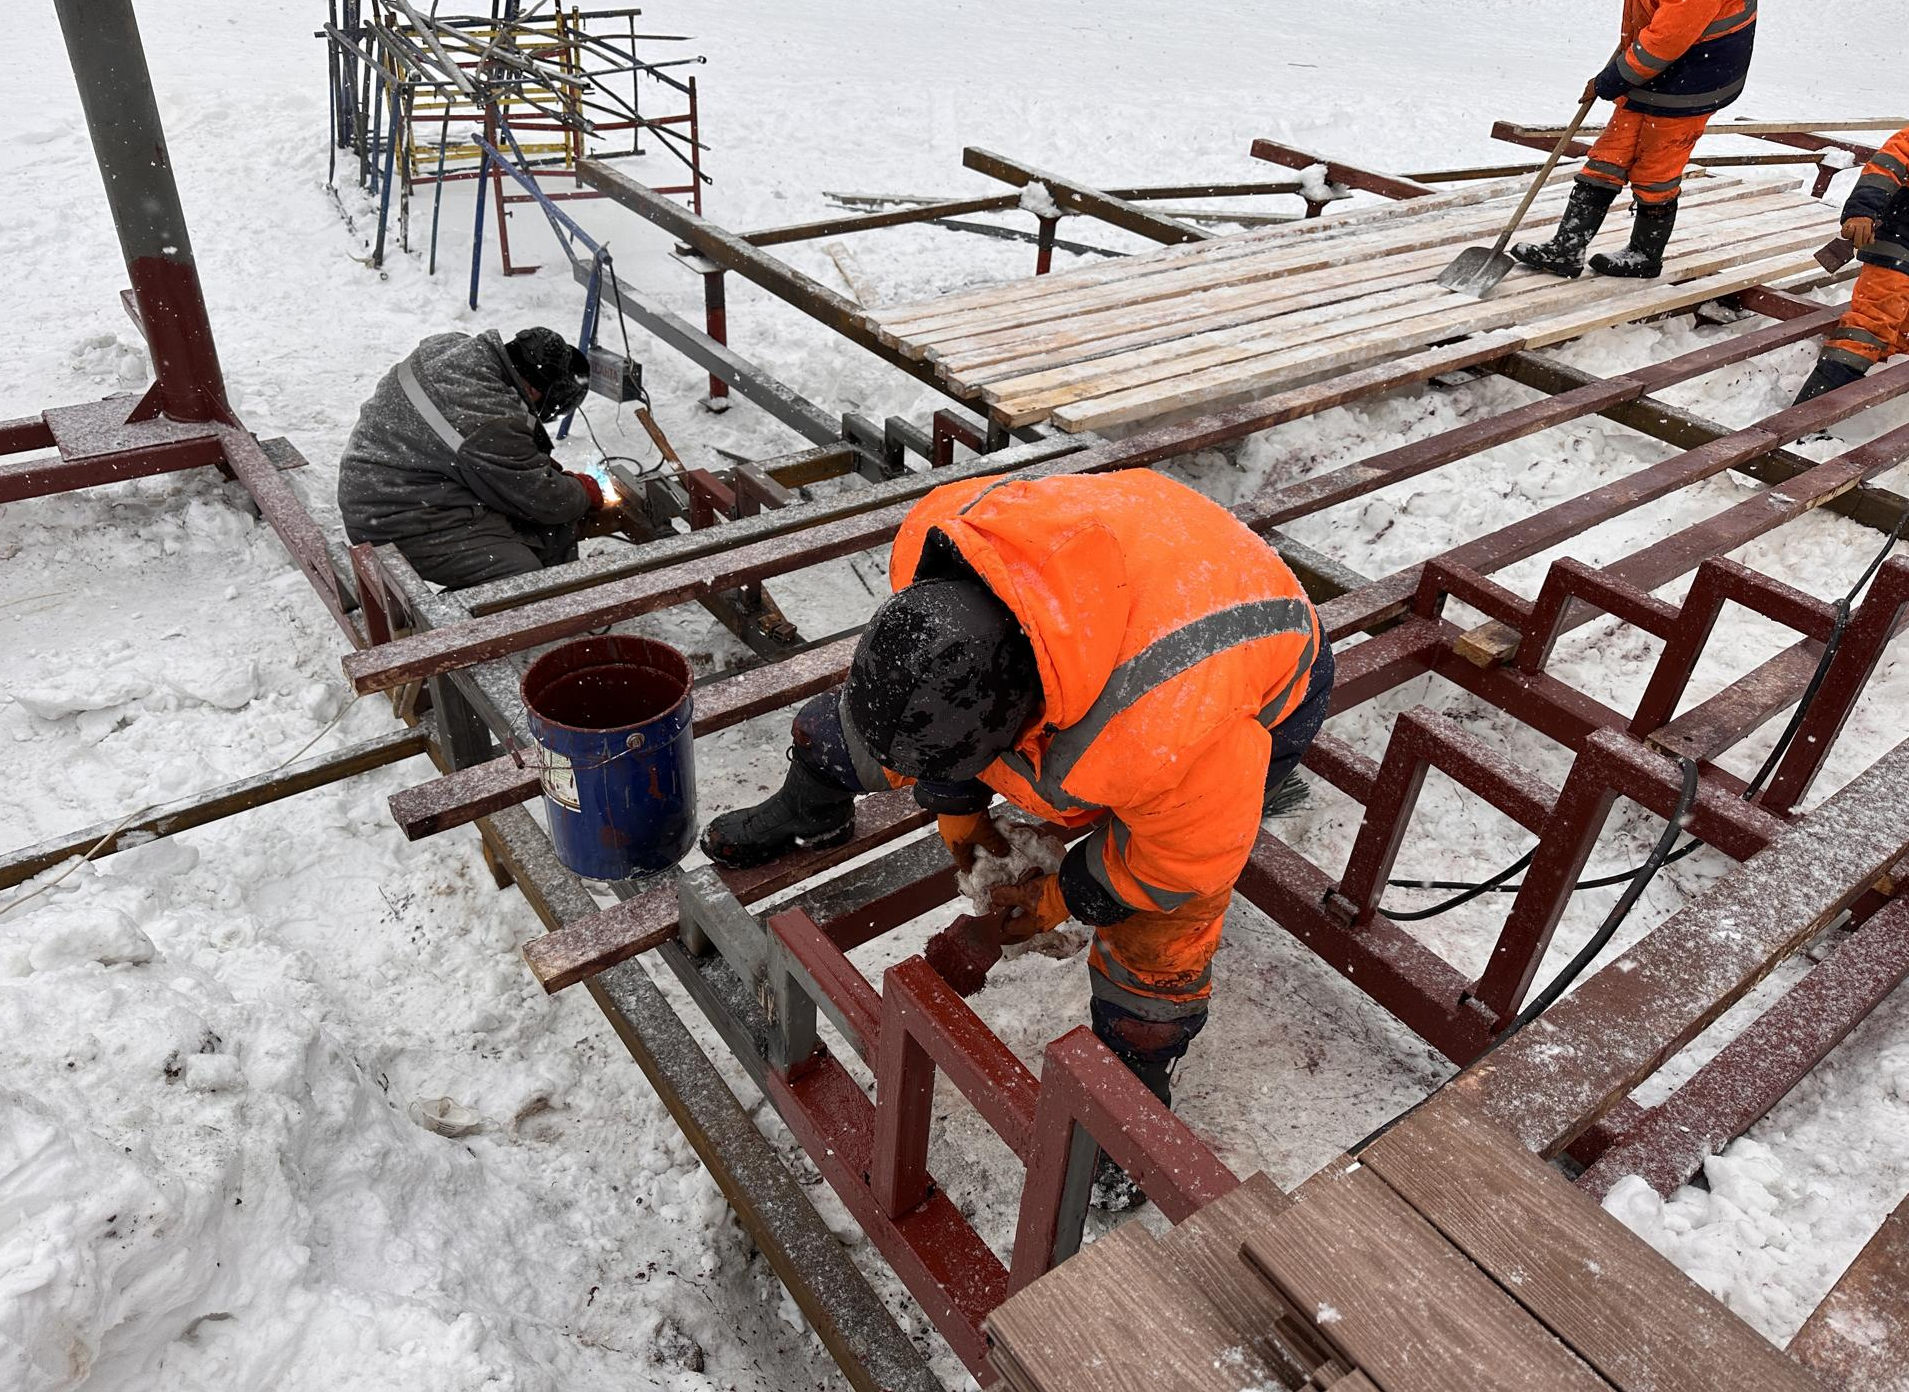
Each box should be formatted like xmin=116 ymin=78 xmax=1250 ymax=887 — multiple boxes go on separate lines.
xmin=336 ymin=153 xmax=1909 ymax=1385
xmin=15 ymin=8 xmax=1909 ymax=1386
xmin=320 ymin=0 xmax=707 ymax=271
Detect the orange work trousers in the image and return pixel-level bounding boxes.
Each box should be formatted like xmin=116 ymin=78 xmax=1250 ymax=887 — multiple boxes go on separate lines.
xmin=1577 ymin=103 xmax=1711 ymax=205
xmin=1825 ymin=263 xmax=1909 ymax=372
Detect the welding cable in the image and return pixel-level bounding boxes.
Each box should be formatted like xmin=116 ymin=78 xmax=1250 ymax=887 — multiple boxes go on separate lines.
xmin=1381 ymin=510 xmax=1908 ymax=923
xmin=1349 ymin=755 xmax=1702 ymax=1158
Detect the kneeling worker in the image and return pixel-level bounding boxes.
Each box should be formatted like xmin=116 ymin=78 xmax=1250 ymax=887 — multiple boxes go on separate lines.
xmin=702 ymin=471 xmax=1333 ymax=1199
xmin=1515 ymin=0 xmax=1757 ymax=282
xmin=1796 ymin=126 xmax=1909 ymax=404
xmin=338 ymin=327 xmax=607 ymax=590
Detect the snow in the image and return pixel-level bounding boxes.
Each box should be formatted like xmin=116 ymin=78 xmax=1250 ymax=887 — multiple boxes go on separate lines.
xmin=3 ymin=1 xmax=1908 ymax=1388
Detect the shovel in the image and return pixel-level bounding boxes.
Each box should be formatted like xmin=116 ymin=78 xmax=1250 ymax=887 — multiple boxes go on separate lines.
xmin=1439 ymin=88 xmax=1602 ymax=298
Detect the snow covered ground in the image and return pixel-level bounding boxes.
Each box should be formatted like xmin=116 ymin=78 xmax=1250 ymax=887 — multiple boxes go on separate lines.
xmin=2 ymin=2 xmax=1906 ymax=1388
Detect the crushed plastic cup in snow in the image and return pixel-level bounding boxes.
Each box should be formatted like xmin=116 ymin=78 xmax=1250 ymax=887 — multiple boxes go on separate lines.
xmin=409 ymin=1096 xmax=484 ymax=1138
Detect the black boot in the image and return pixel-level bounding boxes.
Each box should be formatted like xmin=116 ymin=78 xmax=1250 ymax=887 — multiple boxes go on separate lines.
xmin=1089 ymin=1053 xmax=1174 ymax=1214
xmin=1793 ymin=356 xmax=1869 ymax=406
xmin=700 ymin=751 xmax=856 ymax=868
xmin=1512 ymin=183 xmax=1619 ymax=279
xmin=1591 ymin=199 xmax=1678 ymax=280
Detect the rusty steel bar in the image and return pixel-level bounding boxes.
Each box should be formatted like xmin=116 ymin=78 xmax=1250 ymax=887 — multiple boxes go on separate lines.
xmin=1248 ymin=138 xmax=1439 ymax=201
xmin=962 ymin=148 xmax=1212 ymax=245
xmin=54 ymin=0 xmax=235 ymax=425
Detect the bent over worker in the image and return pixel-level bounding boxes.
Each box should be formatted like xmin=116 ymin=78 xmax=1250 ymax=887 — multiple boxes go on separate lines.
xmin=338 ymin=326 xmax=606 ymax=590
xmin=1515 ymin=0 xmax=1757 ymax=282
xmin=702 ymin=471 xmax=1332 ymax=1204
xmin=1795 ymin=126 xmax=1909 ymax=404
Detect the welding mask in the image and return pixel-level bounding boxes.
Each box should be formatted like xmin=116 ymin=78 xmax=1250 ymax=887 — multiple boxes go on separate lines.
xmin=506 ymin=327 xmax=590 ymax=421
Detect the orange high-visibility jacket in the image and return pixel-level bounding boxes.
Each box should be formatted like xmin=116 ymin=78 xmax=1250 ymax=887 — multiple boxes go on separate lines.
xmin=891 ymin=471 xmax=1321 ymax=918
xmin=1614 ymin=0 xmax=1756 ymax=116
xmin=1847 ymin=127 xmax=1909 ymax=274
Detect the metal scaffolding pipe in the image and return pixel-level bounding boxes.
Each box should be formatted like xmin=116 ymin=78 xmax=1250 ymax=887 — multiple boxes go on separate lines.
xmin=54 ymin=0 xmax=236 ymax=425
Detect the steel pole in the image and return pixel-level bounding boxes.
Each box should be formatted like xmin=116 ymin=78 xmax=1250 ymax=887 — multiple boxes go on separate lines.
xmin=54 ymin=0 xmax=236 ymax=425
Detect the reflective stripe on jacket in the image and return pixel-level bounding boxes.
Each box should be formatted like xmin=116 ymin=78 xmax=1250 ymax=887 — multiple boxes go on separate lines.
xmin=890 ymin=472 xmax=1320 ymax=921
xmin=1614 ymin=0 xmax=1756 ymax=118
xmin=1847 ymin=127 xmax=1909 ymax=276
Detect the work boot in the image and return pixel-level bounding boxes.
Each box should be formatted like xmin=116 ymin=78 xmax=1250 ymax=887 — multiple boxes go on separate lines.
xmin=1089 ymin=1053 xmax=1174 ymax=1213
xmin=1793 ymin=356 xmax=1869 ymax=407
xmin=1091 ymin=1152 xmax=1149 ymax=1214
xmin=1511 ymin=183 xmax=1619 ymax=279
xmin=700 ymin=750 xmax=856 ymax=869
xmin=1591 ymin=199 xmax=1678 ymax=280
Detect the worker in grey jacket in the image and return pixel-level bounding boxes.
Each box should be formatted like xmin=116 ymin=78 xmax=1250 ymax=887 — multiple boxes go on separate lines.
xmin=338 ymin=326 xmax=605 ymax=590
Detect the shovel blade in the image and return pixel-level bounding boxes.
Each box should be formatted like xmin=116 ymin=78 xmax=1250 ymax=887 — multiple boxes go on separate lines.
xmin=1438 ymin=246 xmax=1517 ymax=299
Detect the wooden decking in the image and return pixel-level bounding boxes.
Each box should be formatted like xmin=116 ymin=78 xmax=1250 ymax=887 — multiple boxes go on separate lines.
xmin=985 ymin=1096 xmax=1824 ymax=1392
xmin=868 ymin=170 xmax=1840 ymax=433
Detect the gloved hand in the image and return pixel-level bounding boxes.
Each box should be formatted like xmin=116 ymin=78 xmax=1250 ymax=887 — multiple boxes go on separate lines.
xmin=1845 ymin=217 xmax=1878 ymax=249
xmin=987 ymin=871 xmax=1071 ymax=940
xmin=938 ymin=812 xmax=1011 ymax=874
xmin=567 ymin=471 xmax=605 ymax=510
xmin=1592 ymin=63 xmax=1629 ymax=102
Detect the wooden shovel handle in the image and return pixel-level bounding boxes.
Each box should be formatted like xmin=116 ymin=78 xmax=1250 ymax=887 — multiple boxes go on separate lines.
xmin=1487 ymin=91 xmax=1601 ymax=258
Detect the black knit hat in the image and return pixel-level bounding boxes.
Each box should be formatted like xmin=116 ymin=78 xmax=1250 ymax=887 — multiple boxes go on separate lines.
xmin=506 ymin=327 xmax=589 ymax=420
xmin=842 ymin=576 xmax=1041 ymax=781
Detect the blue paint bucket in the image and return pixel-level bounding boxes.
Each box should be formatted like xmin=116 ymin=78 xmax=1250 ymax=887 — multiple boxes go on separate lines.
xmin=520 ymin=635 xmax=696 ymax=882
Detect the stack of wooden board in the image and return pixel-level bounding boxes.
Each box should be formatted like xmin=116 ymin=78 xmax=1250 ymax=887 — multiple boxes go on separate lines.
xmin=869 ymin=170 xmax=1842 ymax=434
xmin=984 ymin=1095 xmax=1825 ymax=1392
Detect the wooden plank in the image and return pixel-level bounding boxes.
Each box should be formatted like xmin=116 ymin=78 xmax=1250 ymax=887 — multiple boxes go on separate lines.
xmin=1507 ymin=117 xmax=1909 ymax=139
xmin=887 ymin=182 xmax=1600 ymax=349
xmin=882 ymin=172 xmax=1764 ymax=346
xmin=868 ymin=166 xmax=1592 ymax=327
xmin=1046 ymin=239 xmax=1831 ymax=432
xmin=1364 ymin=1094 xmax=1819 ymax=1391
xmin=1158 ymin=1173 xmax=1323 ymax=1385
xmin=1241 ymin=1165 xmax=1612 ymax=1392
xmin=984 ymin=195 xmax=1817 ymax=415
xmin=1788 ymin=1196 xmax=1909 ymax=1391
xmin=1451 ymin=737 xmax=1909 ymax=1158
xmin=985 ymin=1221 xmax=1283 ymax=1392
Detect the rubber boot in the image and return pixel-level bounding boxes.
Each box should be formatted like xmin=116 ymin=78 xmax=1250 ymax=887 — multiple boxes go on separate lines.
xmin=1089 ymin=1054 xmax=1174 ymax=1214
xmin=700 ymin=750 xmax=856 ymax=869
xmin=1793 ymin=356 xmax=1869 ymax=407
xmin=1591 ymin=199 xmax=1678 ymax=279
xmin=1511 ymin=183 xmax=1619 ymax=279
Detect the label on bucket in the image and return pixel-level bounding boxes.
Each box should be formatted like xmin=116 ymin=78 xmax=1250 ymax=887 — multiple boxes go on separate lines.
xmin=541 ymin=750 xmax=582 ymax=811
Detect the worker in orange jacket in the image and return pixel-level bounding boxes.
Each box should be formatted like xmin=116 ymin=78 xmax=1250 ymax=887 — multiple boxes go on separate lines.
xmin=1795 ymin=126 xmax=1909 ymax=404
xmin=703 ymin=472 xmax=1331 ymax=1205
xmin=1515 ymin=0 xmax=1757 ymax=281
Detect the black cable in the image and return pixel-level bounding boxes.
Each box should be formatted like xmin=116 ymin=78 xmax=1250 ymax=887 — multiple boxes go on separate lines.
xmin=1351 ymin=754 xmax=1703 ymax=1156
xmin=1379 ymin=511 xmax=1907 ymax=921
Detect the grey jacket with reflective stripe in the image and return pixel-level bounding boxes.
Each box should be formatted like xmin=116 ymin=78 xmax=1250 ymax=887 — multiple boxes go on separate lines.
xmin=337 ymin=330 xmax=591 ymax=549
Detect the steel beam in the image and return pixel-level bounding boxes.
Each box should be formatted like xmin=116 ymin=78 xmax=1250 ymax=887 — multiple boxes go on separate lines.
xmin=960 ymin=148 xmax=1212 ymax=245
xmin=0 ymin=725 xmax=431 ymax=892
xmin=1248 ymin=138 xmax=1439 ymax=202
xmin=479 ymin=807 xmax=943 ymax=1392
xmin=54 ymin=0 xmax=235 ymax=425
xmin=576 ymin=159 xmax=973 ymax=401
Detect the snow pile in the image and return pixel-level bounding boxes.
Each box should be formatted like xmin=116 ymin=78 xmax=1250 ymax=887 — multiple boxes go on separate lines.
xmin=1017 ymin=182 xmax=1064 ymax=221
xmin=952 ymin=815 xmax=1085 ymax=959
xmin=1298 ymin=163 xmax=1346 ymax=205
